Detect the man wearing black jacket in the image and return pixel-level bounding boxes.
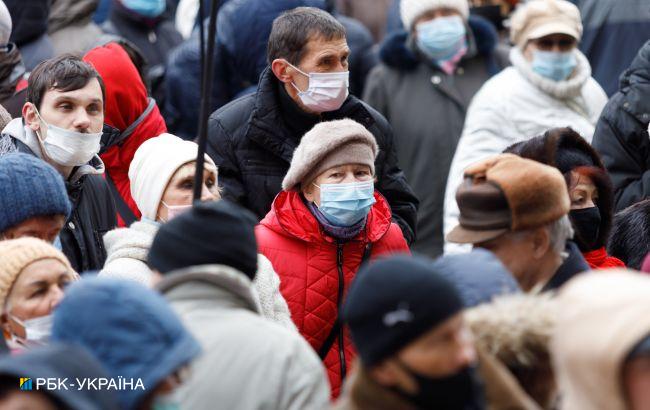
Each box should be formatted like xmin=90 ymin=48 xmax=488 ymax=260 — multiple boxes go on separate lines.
xmin=207 ymin=7 xmax=418 ymax=243
xmin=0 ymin=55 xmax=116 ymax=272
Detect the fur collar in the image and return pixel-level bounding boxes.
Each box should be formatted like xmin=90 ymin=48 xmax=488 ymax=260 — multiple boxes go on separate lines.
xmin=509 ymin=47 xmax=591 ymax=100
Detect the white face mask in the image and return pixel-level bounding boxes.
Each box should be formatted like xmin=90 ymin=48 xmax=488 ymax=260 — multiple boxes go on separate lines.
xmin=288 ymin=62 xmax=349 ymax=113
xmin=5 ymin=313 xmax=53 ymax=350
xmin=34 ymin=106 xmax=102 ymax=167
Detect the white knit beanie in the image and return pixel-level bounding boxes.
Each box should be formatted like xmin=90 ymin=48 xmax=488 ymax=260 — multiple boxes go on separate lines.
xmin=400 ymin=0 xmax=469 ymax=30
xmin=0 ymin=0 xmax=11 ymax=48
xmin=128 ymin=133 xmax=217 ymax=220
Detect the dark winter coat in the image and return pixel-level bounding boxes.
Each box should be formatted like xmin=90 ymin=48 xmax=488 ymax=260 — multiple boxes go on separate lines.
xmin=164 ymin=0 xmax=376 ymax=140
xmin=592 ymin=41 xmax=650 ymax=212
xmin=576 ymin=0 xmax=650 ymax=97
xmin=102 ymin=3 xmax=182 ymax=107
xmin=363 ymin=16 xmax=506 ymax=257
xmin=207 ymin=67 xmax=419 ymax=243
xmin=0 ymin=127 xmax=116 ymax=272
xmin=5 ymin=0 xmax=54 ymax=70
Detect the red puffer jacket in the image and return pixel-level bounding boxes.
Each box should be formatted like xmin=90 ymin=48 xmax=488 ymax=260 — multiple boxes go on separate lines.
xmin=84 ymin=42 xmax=167 ymax=226
xmin=256 ymin=190 xmax=410 ymax=397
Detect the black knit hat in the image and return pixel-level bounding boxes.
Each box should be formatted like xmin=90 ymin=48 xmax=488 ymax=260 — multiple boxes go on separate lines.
xmin=342 ymin=255 xmax=463 ymax=367
xmin=148 ymin=200 xmax=259 ymax=280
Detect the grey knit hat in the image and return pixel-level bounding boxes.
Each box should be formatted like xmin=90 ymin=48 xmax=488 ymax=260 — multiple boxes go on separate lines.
xmin=282 ymin=119 xmax=379 ymax=191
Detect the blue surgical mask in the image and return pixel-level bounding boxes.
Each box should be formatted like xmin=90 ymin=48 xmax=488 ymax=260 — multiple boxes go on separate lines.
xmin=416 ymin=15 xmax=467 ymax=62
xmin=121 ymin=0 xmax=166 ymax=18
xmin=316 ymin=181 xmax=376 ymax=227
xmin=531 ymin=50 xmax=577 ymax=82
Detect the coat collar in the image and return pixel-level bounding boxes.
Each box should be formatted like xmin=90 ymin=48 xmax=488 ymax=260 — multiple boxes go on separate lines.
xmin=509 ymin=47 xmax=592 ymax=100
xmin=259 ymin=190 xmax=393 ymax=244
xmin=156 ymin=264 xmax=262 ymax=314
xmin=337 ymin=365 xmax=417 ymax=410
xmin=247 ymin=67 xmax=377 ymax=163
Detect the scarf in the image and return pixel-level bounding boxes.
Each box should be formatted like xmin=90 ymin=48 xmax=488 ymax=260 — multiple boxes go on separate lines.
xmin=307 ymin=201 xmax=366 ymax=241
xmin=583 ymin=247 xmax=625 ymax=270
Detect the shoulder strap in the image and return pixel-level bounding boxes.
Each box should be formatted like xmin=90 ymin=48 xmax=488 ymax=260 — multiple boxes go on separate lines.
xmin=105 ymin=171 xmax=137 ymax=226
xmin=318 ymin=243 xmax=373 ymax=360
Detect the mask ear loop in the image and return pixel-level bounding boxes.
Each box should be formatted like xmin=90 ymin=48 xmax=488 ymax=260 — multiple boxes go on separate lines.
xmin=286 ymin=61 xmax=311 ymax=93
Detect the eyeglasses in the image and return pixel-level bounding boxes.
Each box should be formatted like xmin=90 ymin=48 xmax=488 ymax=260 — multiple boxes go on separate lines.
xmin=533 ymin=37 xmax=577 ymax=52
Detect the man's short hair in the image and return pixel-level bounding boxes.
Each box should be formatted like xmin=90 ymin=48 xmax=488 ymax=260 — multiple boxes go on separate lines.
xmin=267 ymin=7 xmax=346 ymax=65
xmin=27 ymin=54 xmax=106 ymax=110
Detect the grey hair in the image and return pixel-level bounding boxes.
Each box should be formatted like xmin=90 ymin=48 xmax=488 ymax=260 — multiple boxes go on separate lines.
xmin=547 ymin=215 xmax=574 ymax=255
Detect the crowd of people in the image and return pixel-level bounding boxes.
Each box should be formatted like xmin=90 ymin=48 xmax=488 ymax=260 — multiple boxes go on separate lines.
xmin=0 ymin=0 xmax=650 ymax=409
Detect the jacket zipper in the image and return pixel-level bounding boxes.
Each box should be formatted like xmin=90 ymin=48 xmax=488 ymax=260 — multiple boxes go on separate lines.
xmin=336 ymin=242 xmax=347 ymax=381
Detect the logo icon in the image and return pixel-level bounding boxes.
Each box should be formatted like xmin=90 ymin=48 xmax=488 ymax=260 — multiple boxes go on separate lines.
xmin=20 ymin=378 xmax=33 ymax=391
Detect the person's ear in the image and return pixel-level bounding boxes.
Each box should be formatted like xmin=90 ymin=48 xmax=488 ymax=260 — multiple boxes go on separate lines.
xmin=302 ymin=183 xmax=315 ymax=203
xmin=531 ymin=226 xmax=551 ymax=259
xmin=22 ymin=103 xmax=40 ymax=132
xmin=0 ymin=312 xmax=11 ymax=338
xmin=271 ymin=59 xmax=294 ymax=84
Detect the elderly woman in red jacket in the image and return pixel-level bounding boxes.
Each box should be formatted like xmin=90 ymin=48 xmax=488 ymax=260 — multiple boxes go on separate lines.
xmin=255 ymin=119 xmax=409 ymax=397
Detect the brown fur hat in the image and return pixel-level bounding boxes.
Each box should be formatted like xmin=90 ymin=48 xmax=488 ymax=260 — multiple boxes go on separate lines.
xmin=448 ymin=154 xmax=571 ymax=243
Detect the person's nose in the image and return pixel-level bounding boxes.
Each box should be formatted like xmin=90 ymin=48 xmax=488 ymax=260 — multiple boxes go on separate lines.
xmin=72 ymin=108 xmax=91 ymax=131
xmin=49 ymin=285 xmax=66 ymax=311
xmin=341 ymin=172 xmax=357 ymax=184
xmin=200 ymin=183 xmax=217 ymax=201
xmin=455 ymin=329 xmax=477 ymax=368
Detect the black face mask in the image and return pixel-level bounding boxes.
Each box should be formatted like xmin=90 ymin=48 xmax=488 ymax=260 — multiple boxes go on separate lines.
xmin=470 ymin=5 xmax=504 ymax=31
xmin=569 ymin=207 xmax=601 ymax=252
xmin=395 ymin=361 xmax=486 ymax=410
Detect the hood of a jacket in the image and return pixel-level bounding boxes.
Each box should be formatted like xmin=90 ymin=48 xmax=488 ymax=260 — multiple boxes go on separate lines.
xmin=1 ymin=117 xmax=105 ymax=182
xmin=84 ymin=42 xmax=166 ymax=174
xmin=618 ymin=40 xmax=650 ymax=124
xmin=379 ymin=15 xmax=498 ymax=71
xmin=0 ymin=344 xmax=119 ymax=410
xmin=467 ymin=293 xmax=558 ymax=408
xmin=552 ymin=270 xmax=650 ymax=410
xmin=260 ymin=190 xmax=393 ymax=244
xmin=156 ymin=264 xmax=262 ymax=314
xmin=217 ymin=0 xmax=327 ymax=85
xmin=5 ymin=0 xmax=50 ymax=46
xmin=48 ymin=0 xmax=99 ymax=34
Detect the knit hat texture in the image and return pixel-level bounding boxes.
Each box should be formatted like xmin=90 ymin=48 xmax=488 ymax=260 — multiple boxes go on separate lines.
xmin=148 ymin=200 xmax=259 ymax=280
xmin=400 ymin=0 xmax=469 ymax=29
xmin=0 ymin=237 xmax=74 ymax=309
xmin=0 ymin=152 xmax=70 ymax=232
xmin=282 ymin=119 xmax=378 ymax=191
xmin=342 ymin=255 xmax=463 ymax=367
xmin=129 ymin=133 xmax=216 ymax=220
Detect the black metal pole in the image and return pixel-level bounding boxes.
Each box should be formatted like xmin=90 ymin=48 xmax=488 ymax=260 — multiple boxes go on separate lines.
xmin=193 ymin=0 xmax=219 ymax=202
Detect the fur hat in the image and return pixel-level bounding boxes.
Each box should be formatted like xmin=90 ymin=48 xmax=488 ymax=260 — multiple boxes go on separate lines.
xmin=608 ymin=199 xmax=650 ymax=270
xmin=510 ymin=0 xmax=582 ymax=49
xmin=400 ymin=0 xmax=470 ymax=29
xmin=447 ymin=154 xmax=571 ymax=244
xmin=0 ymin=237 xmax=75 ymax=309
xmin=282 ymin=119 xmax=378 ymax=191
xmin=505 ymin=127 xmax=613 ymax=251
